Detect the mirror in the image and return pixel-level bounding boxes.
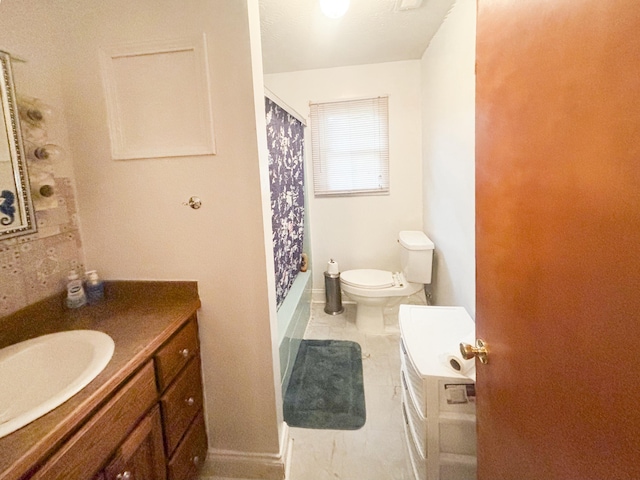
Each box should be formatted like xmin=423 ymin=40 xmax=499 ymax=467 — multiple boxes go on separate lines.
xmin=0 ymin=50 xmax=37 ymax=238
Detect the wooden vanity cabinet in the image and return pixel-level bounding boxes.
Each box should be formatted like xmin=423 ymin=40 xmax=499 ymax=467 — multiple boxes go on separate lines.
xmin=155 ymin=319 xmax=200 ymax=391
xmin=103 ymin=406 xmax=166 ymax=480
xmin=29 ymin=314 xmax=207 ymax=480
xmin=167 ymin=411 xmax=207 ymax=480
xmin=31 ymin=362 xmax=158 ymax=480
xmin=155 ymin=317 xmax=208 ymax=480
xmin=161 ymin=357 xmax=203 ymax=455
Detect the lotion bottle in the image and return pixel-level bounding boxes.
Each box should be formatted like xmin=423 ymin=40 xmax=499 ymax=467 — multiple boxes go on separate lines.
xmin=85 ymin=270 xmax=104 ymax=304
xmin=66 ymin=270 xmax=87 ymax=308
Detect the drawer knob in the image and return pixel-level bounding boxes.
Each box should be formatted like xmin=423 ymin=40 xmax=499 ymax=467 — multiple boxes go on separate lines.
xmin=185 ymin=397 xmax=195 ymax=406
xmin=192 ymin=455 xmax=200 ymax=466
xmin=180 ymin=348 xmax=190 ymax=358
xmin=116 ymin=472 xmax=132 ymax=480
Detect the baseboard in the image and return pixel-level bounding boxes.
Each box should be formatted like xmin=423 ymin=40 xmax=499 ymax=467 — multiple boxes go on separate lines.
xmin=311 ymin=288 xmax=325 ymax=303
xmin=199 ymin=424 xmax=292 ymax=480
xmin=311 ymin=288 xmax=356 ymax=305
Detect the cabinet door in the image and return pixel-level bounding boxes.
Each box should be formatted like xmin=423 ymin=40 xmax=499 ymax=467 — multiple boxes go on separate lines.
xmin=105 ymin=406 xmax=166 ymax=480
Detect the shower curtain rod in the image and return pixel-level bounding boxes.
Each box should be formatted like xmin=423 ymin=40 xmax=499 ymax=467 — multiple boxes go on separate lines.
xmin=264 ymin=87 xmax=307 ymax=126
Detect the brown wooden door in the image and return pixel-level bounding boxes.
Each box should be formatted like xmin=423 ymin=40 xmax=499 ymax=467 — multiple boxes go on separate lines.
xmin=476 ymin=1 xmax=640 ymax=479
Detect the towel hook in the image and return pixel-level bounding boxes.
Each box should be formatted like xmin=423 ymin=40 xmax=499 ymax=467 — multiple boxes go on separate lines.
xmin=183 ymin=196 xmax=202 ymax=209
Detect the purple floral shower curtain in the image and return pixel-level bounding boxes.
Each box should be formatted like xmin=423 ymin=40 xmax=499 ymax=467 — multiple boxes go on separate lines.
xmin=266 ymin=97 xmax=305 ymax=309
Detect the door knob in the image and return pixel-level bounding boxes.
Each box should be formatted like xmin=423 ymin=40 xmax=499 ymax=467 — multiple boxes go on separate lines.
xmin=460 ymin=339 xmax=489 ymax=364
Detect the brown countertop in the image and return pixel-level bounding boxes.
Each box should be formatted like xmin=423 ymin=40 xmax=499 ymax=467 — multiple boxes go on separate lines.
xmin=0 ymin=281 xmax=201 ymax=480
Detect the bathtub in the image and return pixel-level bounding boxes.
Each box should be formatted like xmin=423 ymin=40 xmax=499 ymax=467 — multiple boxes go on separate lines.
xmin=278 ymin=270 xmax=312 ymax=397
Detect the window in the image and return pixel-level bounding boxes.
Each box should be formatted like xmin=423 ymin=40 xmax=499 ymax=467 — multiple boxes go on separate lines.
xmin=310 ymin=96 xmax=389 ymax=196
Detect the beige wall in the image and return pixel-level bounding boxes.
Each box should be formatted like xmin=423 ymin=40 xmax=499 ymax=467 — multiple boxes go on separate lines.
xmin=59 ymin=0 xmax=285 ymax=465
xmin=0 ymin=0 xmax=85 ymax=315
xmin=265 ymin=61 xmax=424 ymax=295
xmin=420 ymin=0 xmax=477 ymax=316
xmin=1 ymin=0 xmax=287 ymax=476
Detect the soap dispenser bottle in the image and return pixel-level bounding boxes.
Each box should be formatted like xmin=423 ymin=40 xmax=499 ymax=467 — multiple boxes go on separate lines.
xmin=85 ymin=270 xmax=104 ymax=304
xmin=66 ymin=270 xmax=87 ymax=308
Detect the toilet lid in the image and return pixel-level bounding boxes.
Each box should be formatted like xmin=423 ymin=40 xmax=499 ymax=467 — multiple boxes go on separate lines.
xmin=341 ymin=269 xmax=394 ymax=289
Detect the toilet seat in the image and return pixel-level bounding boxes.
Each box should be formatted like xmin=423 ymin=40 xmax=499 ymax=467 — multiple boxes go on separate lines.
xmin=341 ymin=269 xmax=404 ymax=290
xmin=340 ymin=268 xmax=425 ymax=334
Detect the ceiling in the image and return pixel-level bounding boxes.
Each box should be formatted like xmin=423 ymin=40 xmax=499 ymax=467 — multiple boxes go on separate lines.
xmin=259 ymin=0 xmax=456 ymax=74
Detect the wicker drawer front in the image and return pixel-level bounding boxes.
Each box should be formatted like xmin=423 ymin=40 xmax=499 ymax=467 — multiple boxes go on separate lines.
xmin=400 ymin=339 xmax=426 ymax=415
xmin=402 ymin=370 xmax=427 ymax=458
xmin=161 ymin=356 xmax=203 ymax=455
xmin=402 ymin=400 xmax=426 ymax=480
xmin=155 ymin=317 xmax=199 ymax=391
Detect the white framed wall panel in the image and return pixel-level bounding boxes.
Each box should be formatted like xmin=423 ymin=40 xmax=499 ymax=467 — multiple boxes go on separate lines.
xmin=100 ymin=34 xmax=216 ymax=160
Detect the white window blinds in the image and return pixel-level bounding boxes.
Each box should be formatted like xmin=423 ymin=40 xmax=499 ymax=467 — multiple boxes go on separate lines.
xmin=310 ymin=96 xmax=389 ymax=196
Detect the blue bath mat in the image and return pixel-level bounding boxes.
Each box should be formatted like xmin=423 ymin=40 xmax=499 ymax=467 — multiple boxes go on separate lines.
xmin=284 ymin=340 xmax=366 ymax=430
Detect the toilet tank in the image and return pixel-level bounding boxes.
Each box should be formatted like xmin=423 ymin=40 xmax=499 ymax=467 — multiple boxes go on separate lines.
xmin=399 ymin=231 xmax=434 ymax=284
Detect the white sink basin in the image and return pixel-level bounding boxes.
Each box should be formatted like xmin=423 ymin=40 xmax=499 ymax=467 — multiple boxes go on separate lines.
xmin=0 ymin=330 xmax=115 ymax=439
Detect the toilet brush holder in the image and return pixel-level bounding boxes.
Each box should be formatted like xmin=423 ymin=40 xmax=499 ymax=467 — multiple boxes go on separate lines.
xmin=324 ymin=271 xmax=344 ymax=315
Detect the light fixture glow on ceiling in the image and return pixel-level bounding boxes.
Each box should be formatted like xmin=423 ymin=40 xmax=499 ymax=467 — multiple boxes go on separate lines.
xmin=319 ymin=0 xmax=350 ymax=18
xmin=395 ymin=0 xmax=423 ymax=11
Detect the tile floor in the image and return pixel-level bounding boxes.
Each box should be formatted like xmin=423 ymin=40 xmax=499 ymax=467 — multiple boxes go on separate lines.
xmin=286 ymin=302 xmax=415 ymax=480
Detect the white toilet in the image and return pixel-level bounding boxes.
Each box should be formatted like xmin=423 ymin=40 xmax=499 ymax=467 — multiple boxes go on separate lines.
xmin=340 ymin=231 xmax=434 ymax=334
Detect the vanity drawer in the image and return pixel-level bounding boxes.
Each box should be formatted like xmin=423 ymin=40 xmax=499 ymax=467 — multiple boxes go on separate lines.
xmin=32 ymin=361 xmax=157 ymax=480
xmin=167 ymin=410 xmax=208 ymax=480
xmin=160 ymin=356 xmax=203 ymax=455
xmin=155 ymin=316 xmax=199 ymax=391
